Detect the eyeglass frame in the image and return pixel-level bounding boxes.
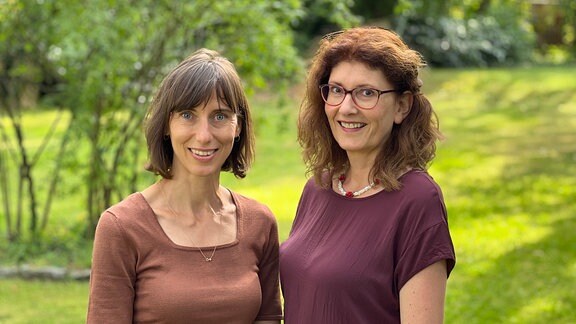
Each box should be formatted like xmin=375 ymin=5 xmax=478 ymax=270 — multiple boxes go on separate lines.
xmin=319 ymin=84 xmax=400 ymax=110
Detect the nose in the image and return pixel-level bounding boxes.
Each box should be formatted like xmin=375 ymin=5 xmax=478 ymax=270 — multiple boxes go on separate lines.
xmin=338 ymin=92 xmax=359 ymax=114
xmin=195 ymin=118 xmax=213 ymax=143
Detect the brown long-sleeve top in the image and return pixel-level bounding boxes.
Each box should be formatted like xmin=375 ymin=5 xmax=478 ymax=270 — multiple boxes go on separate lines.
xmin=87 ymin=191 xmax=282 ymax=323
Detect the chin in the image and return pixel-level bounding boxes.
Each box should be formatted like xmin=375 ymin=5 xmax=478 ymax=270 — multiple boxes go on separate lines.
xmin=336 ymin=140 xmax=361 ymax=152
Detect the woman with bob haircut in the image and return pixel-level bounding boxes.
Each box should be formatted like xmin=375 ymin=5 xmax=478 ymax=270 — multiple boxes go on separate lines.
xmin=88 ymin=48 xmax=282 ymax=324
xmin=280 ymin=27 xmax=455 ymax=323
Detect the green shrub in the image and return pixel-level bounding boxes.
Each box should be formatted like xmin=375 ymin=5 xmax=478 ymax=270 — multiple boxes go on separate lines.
xmin=395 ymin=15 xmax=535 ymax=67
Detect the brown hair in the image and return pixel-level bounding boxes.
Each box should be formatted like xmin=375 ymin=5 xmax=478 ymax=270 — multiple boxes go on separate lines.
xmin=298 ymin=27 xmax=442 ymax=191
xmin=144 ymin=48 xmax=254 ymax=179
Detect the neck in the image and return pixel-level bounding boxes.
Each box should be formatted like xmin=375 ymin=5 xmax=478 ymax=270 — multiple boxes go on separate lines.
xmin=160 ymin=178 xmax=223 ymax=222
xmin=344 ymin=159 xmax=373 ymax=185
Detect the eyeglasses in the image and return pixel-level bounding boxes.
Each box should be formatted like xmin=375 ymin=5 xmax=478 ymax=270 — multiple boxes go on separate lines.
xmin=319 ymin=84 xmax=399 ymax=110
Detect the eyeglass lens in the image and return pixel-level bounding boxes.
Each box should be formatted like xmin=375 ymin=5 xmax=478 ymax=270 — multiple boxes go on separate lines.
xmin=320 ymin=84 xmax=380 ymax=109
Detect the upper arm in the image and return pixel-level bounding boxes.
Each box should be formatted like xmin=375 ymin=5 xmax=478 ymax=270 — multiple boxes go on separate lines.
xmin=87 ymin=212 xmax=136 ymax=323
xmin=399 ymin=260 xmax=448 ymax=324
xmin=256 ymin=214 xmax=283 ymax=320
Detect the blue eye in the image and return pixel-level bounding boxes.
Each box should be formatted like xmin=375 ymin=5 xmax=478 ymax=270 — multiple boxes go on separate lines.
xmin=180 ymin=111 xmax=193 ymax=120
xmin=215 ymin=113 xmax=226 ymax=121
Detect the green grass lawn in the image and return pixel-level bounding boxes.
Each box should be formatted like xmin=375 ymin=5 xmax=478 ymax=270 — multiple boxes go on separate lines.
xmin=1 ymin=66 xmax=575 ymax=323
xmin=0 ymin=279 xmax=88 ymax=324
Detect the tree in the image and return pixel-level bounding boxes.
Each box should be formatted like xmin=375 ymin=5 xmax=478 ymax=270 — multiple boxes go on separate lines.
xmin=0 ymin=0 xmax=69 ymax=242
xmin=291 ymin=0 xmax=361 ymax=53
xmin=0 ymin=0 xmax=358 ymax=242
xmin=45 ymin=0 xmax=309 ymax=236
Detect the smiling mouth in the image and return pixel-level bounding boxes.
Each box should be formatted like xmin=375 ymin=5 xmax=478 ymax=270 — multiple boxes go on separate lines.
xmin=189 ymin=148 xmax=217 ymax=156
xmin=339 ymin=121 xmax=366 ymax=129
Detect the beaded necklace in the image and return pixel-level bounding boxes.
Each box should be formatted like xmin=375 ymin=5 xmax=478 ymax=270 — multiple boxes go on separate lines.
xmin=337 ymin=174 xmax=380 ymax=198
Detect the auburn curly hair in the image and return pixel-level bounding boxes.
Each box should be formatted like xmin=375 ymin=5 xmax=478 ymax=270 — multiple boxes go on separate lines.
xmin=298 ymin=27 xmax=442 ymax=191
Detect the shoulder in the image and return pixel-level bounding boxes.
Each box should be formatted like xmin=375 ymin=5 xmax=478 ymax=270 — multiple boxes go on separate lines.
xmin=399 ymin=170 xmax=445 ymax=204
xmin=292 ymin=177 xmax=330 ymax=213
xmin=104 ymin=192 xmax=151 ymax=221
xmin=230 ymin=191 xmax=276 ymax=225
xmin=97 ymin=193 xmax=155 ymax=237
xmin=302 ymin=176 xmax=327 ymax=197
xmin=95 ymin=193 xmax=165 ymax=253
xmin=393 ymin=170 xmax=448 ymax=228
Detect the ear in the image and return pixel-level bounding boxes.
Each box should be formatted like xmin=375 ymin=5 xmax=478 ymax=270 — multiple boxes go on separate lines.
xmin=235 ymin=122 xmax=242 ymax=138
xmin=394 ymin=91 xmax=413 ymax=124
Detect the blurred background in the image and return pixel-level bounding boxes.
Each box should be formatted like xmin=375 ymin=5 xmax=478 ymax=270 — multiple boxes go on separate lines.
xmin=1 ymin=0 xmax=575 ymax=322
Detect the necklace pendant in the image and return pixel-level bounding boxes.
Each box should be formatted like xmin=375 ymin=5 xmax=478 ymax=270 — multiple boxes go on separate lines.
xmin=205 ymin=257 xmax=212 ymax=262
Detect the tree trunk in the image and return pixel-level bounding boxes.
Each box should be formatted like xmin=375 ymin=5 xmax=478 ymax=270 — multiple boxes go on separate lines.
xmin=41 ymin=114 xmax=73 ymax=231
xmin=0 ymin=150 xmax=14 ymax=241
xmin=13 ymin=120 xmax=39 ymax=237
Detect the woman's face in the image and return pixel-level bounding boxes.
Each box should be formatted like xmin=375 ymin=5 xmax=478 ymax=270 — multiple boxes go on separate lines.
xmin=168 ymin=91 xmax=240 ymax=179
xmin=324 ymin=60 xmax=410 ymax=163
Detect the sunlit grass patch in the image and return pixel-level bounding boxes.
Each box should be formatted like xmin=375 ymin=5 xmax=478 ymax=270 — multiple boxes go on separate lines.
xmin=512 ymin=297 xmax=569 ymax=323
xmin=0 ymin=279 xmax=89 ymax=324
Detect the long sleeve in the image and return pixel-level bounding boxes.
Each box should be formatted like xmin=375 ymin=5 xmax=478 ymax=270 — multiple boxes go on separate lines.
xmin=87 ymin=211 xmax=137 ymax=323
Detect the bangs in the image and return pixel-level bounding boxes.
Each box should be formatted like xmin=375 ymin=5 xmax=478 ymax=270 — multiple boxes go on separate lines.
xmin=168 ymin=64 xmax=218 ymax=112
xmin=168 ymin=62 xmax=244 ymax=113
xmin=215 ymin=74 xmax=245 ymax=114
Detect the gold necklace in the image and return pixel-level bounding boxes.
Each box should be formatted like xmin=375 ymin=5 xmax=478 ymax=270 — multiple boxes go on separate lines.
xmin=160 ymin=182 xmax=221 ymax=262
xmin=190 ymin=232 xmax=218 ymax=262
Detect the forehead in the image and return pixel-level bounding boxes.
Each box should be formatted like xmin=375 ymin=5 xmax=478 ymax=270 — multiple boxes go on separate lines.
xmin=328 ymin=60 xmax=389 ymax=86
xmin=171 ymin=86 xmax=233 ymax=113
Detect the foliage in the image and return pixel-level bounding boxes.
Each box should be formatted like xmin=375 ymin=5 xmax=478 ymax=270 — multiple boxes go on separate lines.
xmin=393 ymin=0 xmax=535 ymax=67
xmin=0 ymin=0 xmax=357 ymax=239
xmin=532 ymin=0 xmax=576 ymax=62
xmin=394 ymin=0 xmax=521 ymax=19
xmin=395 ymin=0 xmax=576 ymax=63
xmin=394 ymin=0 xmax=457 ymax=18
xmin=291 ymin=0 xmax=361 ymax=52
xmin=352 ymin=0 xmax=397 ymax=21
xmin=394 ymin=14 xmax=534 ymax=67
xmin=562 ymin=0 xmax=576 ymax=53
xmin=49 ymin=0 xmax=310 ymax=235
xmin=0 ymin=0 xmax=71 ymax=242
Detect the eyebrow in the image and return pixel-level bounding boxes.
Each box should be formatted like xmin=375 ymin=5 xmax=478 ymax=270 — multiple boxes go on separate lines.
xmin=216 ymin=104 xmax=234 ymax=112
xmin=214 ymin=96 xmax=234 ymax=111
xmin=327 ymin=82 xmax=382 ymax=89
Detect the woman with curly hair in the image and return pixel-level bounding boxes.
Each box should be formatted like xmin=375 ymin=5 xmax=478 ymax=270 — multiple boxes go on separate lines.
xmin=280 ymin=27 xmax=455 ymax=323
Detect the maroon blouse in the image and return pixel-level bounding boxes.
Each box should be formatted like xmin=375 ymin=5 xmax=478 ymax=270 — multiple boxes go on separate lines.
xmin=279 ymin=170 xmax=455 ymax=323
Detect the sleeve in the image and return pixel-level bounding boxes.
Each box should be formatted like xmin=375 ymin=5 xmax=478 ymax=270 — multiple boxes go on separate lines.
xmin=394 ymin=187 xmax=456 ymax=292
xmin=255 ymin=213 xmax=283 ymax=321
xmin=86 ymin=211 xmax=137 ymax=324
xmin=396 ymin=222 xmax=456 ymax=291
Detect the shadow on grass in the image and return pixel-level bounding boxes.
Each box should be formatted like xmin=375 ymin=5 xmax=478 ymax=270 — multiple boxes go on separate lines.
xmin=445 ymin=134 xmax=576 ymax=322
xmin=448 ymin=214 xmax=576 ymax=323
xmin=440 ymin=71 xmax=576 ymax=322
